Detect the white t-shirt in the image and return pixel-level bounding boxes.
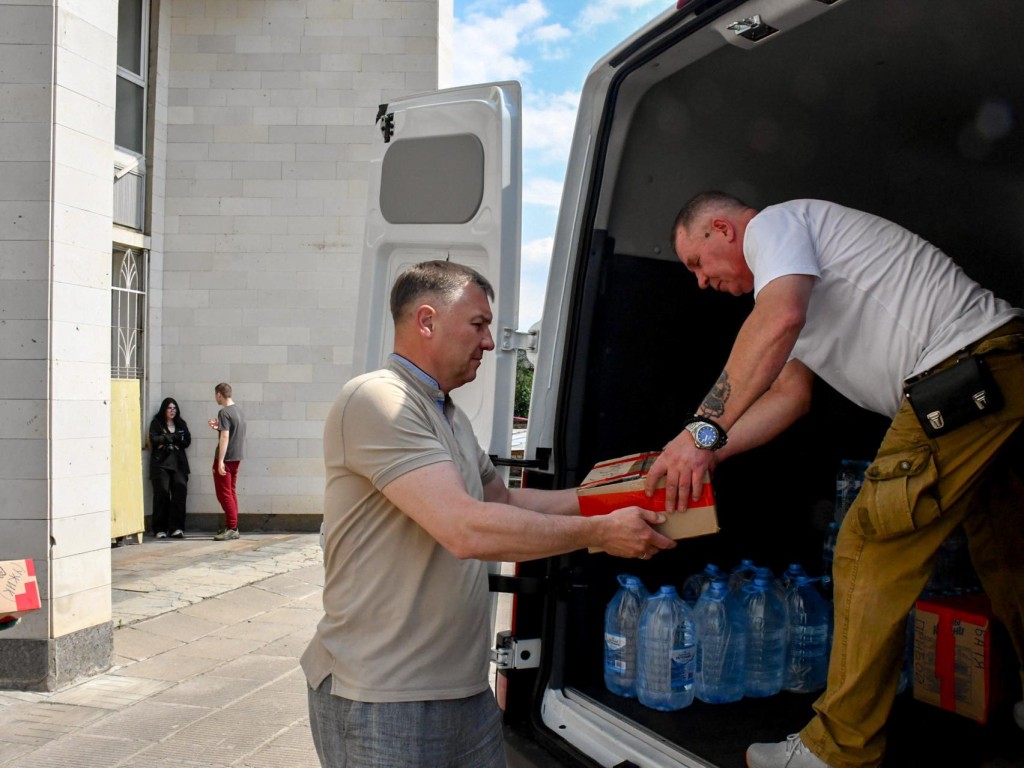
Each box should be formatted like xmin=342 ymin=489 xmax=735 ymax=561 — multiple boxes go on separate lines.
xmin=744 ymin=200 xmax=1022 ymax=417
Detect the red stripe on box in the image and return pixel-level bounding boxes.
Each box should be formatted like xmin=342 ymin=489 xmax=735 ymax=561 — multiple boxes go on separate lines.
xmin=14 ymin=579 xmax=40 ymax=612
xmin=579 ymin=482 xmax=715 ymax=517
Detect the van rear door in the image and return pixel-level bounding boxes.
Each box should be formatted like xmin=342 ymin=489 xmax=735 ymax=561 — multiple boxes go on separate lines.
xmin=353 ymin=82 xmax=522 ymax=457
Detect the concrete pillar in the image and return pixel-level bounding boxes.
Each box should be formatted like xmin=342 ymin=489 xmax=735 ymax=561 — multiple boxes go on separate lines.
xmin=0 ymin=0 xmax=117 ymax=690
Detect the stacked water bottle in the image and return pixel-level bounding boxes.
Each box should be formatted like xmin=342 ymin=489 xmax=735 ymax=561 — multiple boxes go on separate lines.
xmin=604 ymin=559 xmax=832 ymax=710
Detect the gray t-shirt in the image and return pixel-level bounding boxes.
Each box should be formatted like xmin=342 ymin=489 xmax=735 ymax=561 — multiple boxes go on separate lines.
xmin=216 ymin=404 xmax=246 ymax=462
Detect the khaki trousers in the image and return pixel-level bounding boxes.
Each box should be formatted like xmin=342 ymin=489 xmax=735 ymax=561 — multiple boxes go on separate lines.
xmin=802 ymin=320 xmax=1024 ymax=768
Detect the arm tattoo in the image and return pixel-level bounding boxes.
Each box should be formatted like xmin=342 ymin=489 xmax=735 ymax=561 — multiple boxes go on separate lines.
xmin=699 ymin=371 xmax=731 ymax=418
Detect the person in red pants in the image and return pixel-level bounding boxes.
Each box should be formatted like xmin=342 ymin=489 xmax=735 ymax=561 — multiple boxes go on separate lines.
xmin=208 ymin=382 xmax=246 ymax=540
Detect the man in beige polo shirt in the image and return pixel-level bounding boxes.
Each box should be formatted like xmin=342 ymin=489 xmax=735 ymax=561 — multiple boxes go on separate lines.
xmin=301 ymin=260 xmax=675 ymax=767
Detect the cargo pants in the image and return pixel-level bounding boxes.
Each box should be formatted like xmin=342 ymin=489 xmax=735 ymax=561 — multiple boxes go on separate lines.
xmin=801 ymin=320 xmax=1024 ymax=768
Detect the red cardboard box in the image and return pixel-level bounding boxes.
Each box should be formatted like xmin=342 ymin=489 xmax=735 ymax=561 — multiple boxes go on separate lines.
xmin=913 ymin=593 xmax=998 ymax=723
xmin=577 ymin=452 xmax=719 ymax=553
xmin=0 ymin=559 xmax=42 ymax=621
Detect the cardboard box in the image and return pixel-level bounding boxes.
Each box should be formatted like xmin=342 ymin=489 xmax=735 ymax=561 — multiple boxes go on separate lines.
xmin=0 ymin=559 xmax=41 ymax=622
xmin=913 ymin=593 xmax=997 ymax=723
xmin=577 ymin=452 xmax=719 ymax=553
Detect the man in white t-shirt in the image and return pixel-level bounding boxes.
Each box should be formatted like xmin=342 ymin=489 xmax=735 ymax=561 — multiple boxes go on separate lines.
xmin=646 ymin=192 xmax=1024 ymax=768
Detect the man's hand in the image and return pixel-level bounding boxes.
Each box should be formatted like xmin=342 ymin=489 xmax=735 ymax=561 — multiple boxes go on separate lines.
xmin=645 ymin=433 xmax=716 ymax=513
xmin=595 ymin=506 xmax=677 ymax=560
xmin=208 ymin=418 xmax=219 ymax=430
xmin=216 ymin=461 xmax=227 ymax=477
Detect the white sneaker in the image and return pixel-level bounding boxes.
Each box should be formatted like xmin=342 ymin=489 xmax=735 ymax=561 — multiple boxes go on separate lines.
xmin=155 ymin=531 xmax=167 ymax=539
xmin=746 ymin=734 xmax=830 ymax=768
xmin=1014 ymin=700 xmax=1024 ymax=731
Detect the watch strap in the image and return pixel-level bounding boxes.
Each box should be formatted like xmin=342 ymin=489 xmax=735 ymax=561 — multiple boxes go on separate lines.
xmin=681 ymin=415 xmax=729 ymax=450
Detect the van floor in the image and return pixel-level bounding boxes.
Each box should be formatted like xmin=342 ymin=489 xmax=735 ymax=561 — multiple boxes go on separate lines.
xmin=578 ymin=684 xmax=1024 ymax=767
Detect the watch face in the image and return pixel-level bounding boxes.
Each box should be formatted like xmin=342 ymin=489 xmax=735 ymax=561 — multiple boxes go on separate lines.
xmin=693 ymin=423 xmax=719 ymax=448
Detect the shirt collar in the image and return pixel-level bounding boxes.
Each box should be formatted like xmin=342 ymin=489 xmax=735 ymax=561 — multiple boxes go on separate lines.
xmin=389 ymin=353 xmax=448 ymax=418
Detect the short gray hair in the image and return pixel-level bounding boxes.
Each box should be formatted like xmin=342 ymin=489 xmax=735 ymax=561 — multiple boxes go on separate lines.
xmin=390 ymin=260 xmax=495 ymax=322
xmin=671 ymin=190 xmax=751 ymax=240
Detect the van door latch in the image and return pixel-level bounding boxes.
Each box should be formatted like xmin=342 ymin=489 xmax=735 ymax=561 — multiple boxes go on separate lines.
xmin=727 ymin=14 xmax=778 ymax=42
xmin=491 ymin=630 xmax=541 ymax=670
xmin=500 ymin=328 xmax=537 ymax=353
xmin=375 ymin=104 xmax=394 ymax=143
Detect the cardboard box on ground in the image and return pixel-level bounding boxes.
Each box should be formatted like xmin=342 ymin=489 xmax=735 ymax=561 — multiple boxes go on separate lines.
xmin=0 ymin=559 xmax=42 ymax=623
xmin=576 ymin=452 xmax=719 ymax=554
xmin=913 ymin=593 xmax=1007 ymax=724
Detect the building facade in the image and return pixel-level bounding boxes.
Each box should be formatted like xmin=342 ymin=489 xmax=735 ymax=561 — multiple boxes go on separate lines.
xmin=1 ymin=0 xmax=449 ymax=690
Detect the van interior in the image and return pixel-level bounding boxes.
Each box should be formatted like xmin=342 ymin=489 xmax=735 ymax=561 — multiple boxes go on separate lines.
xmin=522 ymin=0 xmax=1024 ymax=764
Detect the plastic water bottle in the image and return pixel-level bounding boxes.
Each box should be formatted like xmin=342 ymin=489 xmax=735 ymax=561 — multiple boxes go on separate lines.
xmin=728 ymin=559 xmax=759 ymax=594
xmin=835 ymin=459 xmax=870 ymax=524
xmin=694 ymin=578 xmax=747 ymax=704
xmin=681 ymin=563 xmax=725 ymax=605
xmin=779 ymin=563 xmax=808 ymax=593
xmin=821 ymin=522 xmax=839 ymax=599
xmin=784 ymin=576 xmax=831 ymax=693
xmin=740 ymin=568 xmax=788 ymax=698
xmin=604 ymin=574 xmax=649 ymax=697
xmin=637 ymin=585 xmax=696 ymax=711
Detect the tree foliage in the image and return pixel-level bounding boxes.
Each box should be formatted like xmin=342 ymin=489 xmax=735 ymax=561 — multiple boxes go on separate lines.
xmin=514 ymin=350 xmax=534 ymax=420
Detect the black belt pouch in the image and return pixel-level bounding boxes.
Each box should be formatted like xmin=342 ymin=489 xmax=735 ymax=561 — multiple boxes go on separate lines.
xmin=905 ymin=355 xmax=1003 ymax=437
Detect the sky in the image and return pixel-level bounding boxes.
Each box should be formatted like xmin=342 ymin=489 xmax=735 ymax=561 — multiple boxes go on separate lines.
xmin=449 ymin=0 xmax=672 ymax=330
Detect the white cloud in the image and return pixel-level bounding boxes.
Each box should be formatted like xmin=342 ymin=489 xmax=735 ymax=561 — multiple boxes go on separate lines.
xmin=522 ymin=235 xmax=555 ymax=267
xmin=576 ymin=0 xmax=666 ymax=31
xmin=523 ymin=89 xmax=579 ymax=164
xmin=534 ymin=23 xmax=571 ymax=44
xmin=524 ymin=178 xmax=563 ymax=208
xmin=451 ymin=0 xmax=551 ymax=85
xmin=518 ymin=241 xmax=553 ymax=328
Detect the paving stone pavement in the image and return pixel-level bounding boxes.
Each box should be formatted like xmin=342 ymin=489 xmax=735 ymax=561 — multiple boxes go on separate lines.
xmin=0 ymin=532 xmax=326 ymax=767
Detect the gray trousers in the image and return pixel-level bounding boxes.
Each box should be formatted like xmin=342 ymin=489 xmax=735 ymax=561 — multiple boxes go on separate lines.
xmin=307 ymin=677 xmax=507 ymax=768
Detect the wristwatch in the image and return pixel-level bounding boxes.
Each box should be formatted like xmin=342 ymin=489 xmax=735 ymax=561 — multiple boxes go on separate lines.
xmin=681 ymin=415 xmax=728 ymax=450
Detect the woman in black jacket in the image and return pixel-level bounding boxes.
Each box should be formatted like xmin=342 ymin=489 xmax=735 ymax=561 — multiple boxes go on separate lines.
xmin=149 ymin=397 xmax=191 ymax=539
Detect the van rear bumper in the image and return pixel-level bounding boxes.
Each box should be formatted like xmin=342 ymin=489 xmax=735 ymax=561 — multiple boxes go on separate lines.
xmin=504 ymin=722 xmax=583 ymax=768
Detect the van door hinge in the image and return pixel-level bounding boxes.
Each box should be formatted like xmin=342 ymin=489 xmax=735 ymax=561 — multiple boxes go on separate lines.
xmin=500 ymin=327 xmax=537 ymax=353
xmin=491 ymin=630 xmax=541 ymax=670
xmin=375 ymin=104 xmax=394 ymax=143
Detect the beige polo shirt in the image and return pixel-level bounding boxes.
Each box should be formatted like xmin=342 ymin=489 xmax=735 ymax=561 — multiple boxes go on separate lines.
xmin=301 ymin=360 xmax=498 ymax=702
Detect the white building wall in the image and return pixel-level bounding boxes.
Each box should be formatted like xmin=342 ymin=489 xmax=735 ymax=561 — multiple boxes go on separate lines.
xmin=0 ymin=0 xmax=116 ymax=689
xmin=152 ymin=0 xmax=447 ymax=529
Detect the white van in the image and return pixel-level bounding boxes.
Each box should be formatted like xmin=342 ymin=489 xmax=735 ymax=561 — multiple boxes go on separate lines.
xmin=354 ymin=0 xmax=1024 ymax=765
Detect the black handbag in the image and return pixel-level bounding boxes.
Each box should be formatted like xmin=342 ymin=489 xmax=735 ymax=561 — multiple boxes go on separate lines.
xmin=904 ymin=355 xmax=1003 ymax=437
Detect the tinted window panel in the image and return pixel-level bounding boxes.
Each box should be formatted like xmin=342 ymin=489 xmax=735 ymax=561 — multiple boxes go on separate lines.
xmin=115 ymin=78 xmax=144 ymax=153
xmin=380 ymin=134 xmax=484 ymax=224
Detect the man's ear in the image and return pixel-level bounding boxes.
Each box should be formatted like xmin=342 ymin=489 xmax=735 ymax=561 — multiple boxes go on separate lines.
xmin=415 ymin=304 xmax=436 ymax=337
xmin=710 ymin=216 xmax=734 ymax=241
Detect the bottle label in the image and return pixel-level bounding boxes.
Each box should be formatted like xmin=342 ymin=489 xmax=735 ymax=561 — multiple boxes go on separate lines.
xmin=605 ymin=632 xmax=627 ymax=651
xmin=670 ymin=645 xmax=696 ymax=689
xmin=608 ymin=658 xmax=627 ymax=673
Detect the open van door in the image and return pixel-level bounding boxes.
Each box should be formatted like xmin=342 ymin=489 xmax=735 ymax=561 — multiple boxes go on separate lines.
xmin=352 ymin=82 xmax=522 ymax=459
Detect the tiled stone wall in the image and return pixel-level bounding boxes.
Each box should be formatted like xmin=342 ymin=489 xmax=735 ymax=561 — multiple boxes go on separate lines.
xmin=0 ymin=0 xmax=117 ymax=688
xmin=151 ymin=0 xmax=448 ymax=528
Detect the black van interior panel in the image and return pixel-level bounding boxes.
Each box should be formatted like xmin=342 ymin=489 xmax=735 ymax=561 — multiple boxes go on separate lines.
xmin=550 ymin=0 xmax=1024 ymax=764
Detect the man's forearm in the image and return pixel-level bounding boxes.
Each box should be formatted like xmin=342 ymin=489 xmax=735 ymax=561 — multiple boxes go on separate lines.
xmin=506 ymin=486 xmax=580 ymax=516
xmin=697 ymin=276 xmax=810 ymax=428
